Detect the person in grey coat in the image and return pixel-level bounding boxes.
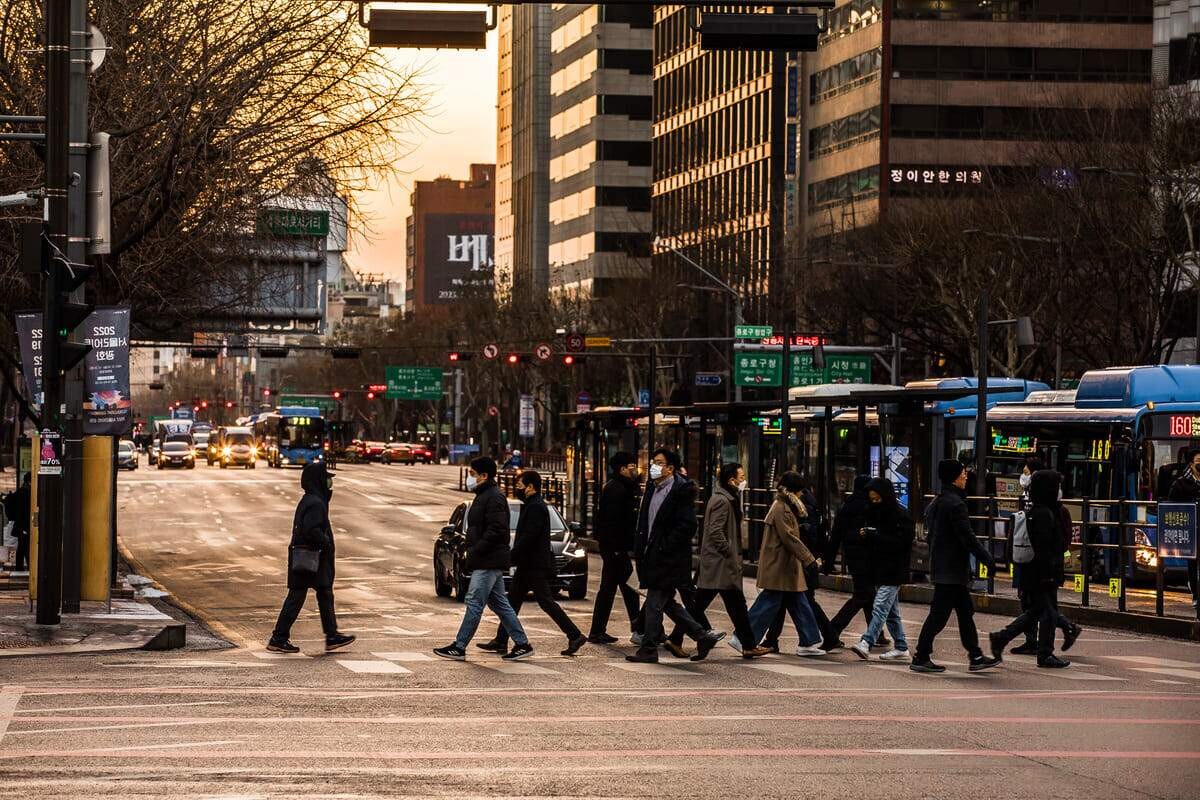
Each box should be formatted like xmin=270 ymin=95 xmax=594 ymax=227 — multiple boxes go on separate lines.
xmin=668 ymin=463 xmax=771 ymax=660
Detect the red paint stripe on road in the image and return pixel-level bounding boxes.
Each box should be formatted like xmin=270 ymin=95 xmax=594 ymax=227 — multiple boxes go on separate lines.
xmin=0 ymin=747 xmax=1197 ymax=762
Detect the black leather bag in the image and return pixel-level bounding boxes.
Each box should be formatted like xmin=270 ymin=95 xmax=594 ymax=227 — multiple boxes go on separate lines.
xmin=290 ymin=545 xmax=320 ymax=575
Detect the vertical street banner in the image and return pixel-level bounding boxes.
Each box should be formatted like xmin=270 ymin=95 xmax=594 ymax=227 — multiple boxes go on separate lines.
xmin=519 ymin=394 xmax=535 ymax=439
xmin=423 ymin=213 xmax=494 ymax=305
xmin=81 ymin=307 xmax=132 ymax=435
xmin=1158 ymin=502 xmax=1197 ymax=559
xmin=15 ymin=311 xmax=43 ymax=405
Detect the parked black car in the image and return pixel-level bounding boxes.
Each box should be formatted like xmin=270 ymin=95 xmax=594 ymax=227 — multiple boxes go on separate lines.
xmin=433 ymin=498 xmax=588 ymax=601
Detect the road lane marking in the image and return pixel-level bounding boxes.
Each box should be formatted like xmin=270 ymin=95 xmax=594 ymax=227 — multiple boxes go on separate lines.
xmin=14 ymin=701 xmax=229 ymax=714
xmin=250 ymin=651 xmax=310 ymax=660
xmin=1101 ymin=656 xmax=1199 ymax=669
xmin=337 ymin=660 xmax=412 ymax=675
xmin=608 ymin=662 xmax=701 ymax=677
xmin=4 ymin=720 xmax=223 ymax=736
xmin=373 ymin=652 xmax=435 ymax=662
xmin=0 ymin=686 xmax=24 ymax=746
xmin=476 ymin=662 xmax=559 ymax=675
xmin=744 ymin=663 xmax=844 ymax=678
xmin=1132 ymin=667 xmax=1200 ymax=680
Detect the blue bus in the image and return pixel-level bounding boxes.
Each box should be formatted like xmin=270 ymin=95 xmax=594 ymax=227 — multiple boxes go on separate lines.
xmin=253 ymin=406 xmax=328 ymax=468
xmin=986 ymin=365 xmax=1200 ymax=583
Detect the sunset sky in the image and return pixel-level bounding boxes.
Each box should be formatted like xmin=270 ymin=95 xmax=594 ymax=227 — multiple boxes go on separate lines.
xmin=347 ymin=30 xmax=499 ymax=283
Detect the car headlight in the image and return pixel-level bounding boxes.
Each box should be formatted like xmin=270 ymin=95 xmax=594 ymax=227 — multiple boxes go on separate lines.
xmin=222 ymin=446 xmax=232 ymax=457
xmin=1133 ymin=528 xmax=1157 ymax=567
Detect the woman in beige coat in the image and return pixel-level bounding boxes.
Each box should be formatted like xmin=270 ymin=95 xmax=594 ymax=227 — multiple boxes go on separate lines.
xmin=668 ymin=463 xmax=771 ymax=660
xmin=741 ymin=471 xmax=826 ymax=656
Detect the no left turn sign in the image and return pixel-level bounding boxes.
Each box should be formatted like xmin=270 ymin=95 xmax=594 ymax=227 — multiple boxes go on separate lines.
xmin=482 ymin=343 xmax=500 ymax=360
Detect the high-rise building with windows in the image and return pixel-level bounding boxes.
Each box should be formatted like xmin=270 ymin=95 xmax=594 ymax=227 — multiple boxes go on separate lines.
xmin=802 ymin=1 xmax=1153 ymax=242
xmin=496 ymin=5 xmax=552 ymax=302
xmin=547 ymin=4 xmax=654 ymax=297
xmin=1153 ymin=0 xmax=1198 ymax=90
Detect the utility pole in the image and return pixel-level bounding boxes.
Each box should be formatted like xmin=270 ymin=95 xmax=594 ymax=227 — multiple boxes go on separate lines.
xmin=780 ymin=325 xmax=791 ymax=469
xmin=974 ymin=286 xmax=990 ymax=498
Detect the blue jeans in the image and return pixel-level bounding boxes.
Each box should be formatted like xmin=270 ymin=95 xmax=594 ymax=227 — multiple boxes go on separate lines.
xmin=861 ymin=585 xmax=908 ymax=651
xmin=454 ymin=569 xmax=528 ymax=649
xmin=747 ymin=590 xmax=821 ymax=647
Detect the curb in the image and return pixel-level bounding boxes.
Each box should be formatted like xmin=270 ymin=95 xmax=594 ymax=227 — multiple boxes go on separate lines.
xmin=580 ymin=536 xmax=1200 ymax=641
xmin=117 ymin=536 xmax=249 ymax=649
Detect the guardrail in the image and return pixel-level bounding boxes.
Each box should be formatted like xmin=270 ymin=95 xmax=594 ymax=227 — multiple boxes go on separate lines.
xmin=457 ymin=467 xmax=569 ymax=514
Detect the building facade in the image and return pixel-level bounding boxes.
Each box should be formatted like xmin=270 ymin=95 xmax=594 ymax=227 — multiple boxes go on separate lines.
xmin=495 ymin=5 xmax=552 ymax=302
xmin=651 ymin=7 xmax=795 ymax=323
xmin=405 ymin=164 xmax=496 ymax=316
xmin=802 ymin=0 xmax=1154 ymax=242
xmin=1153 ymin=0 xmax=1199 ymax=90
xmin=548 ymin=4 xmax=653 ymax=298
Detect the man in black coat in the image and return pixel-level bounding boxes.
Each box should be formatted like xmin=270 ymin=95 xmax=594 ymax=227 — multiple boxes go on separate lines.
xmin=820 ymin=475 xmax=884 ymax=650
xmin=587 ymin=451 xmax=644 ymax=643
xmin=626 ymin=448 xmax=725 ymax=663
xmin=434 ymin=457 xmax=533 ymax=661
xmin=1168 ymin=448 xmax=1200 ymax=612
xmin=268 ymin=462 xmax=355 ymax=653
xmin=910 ymin=459 xmax=1000 ymax=673
xmin=480 ymin=470 xmax=587 ymax=656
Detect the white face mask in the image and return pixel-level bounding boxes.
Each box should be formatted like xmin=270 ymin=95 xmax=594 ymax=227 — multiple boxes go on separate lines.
xmin=1019 ymin=473 xmax=1032 ymax=489
xmin=465 ymin=474 xmax=478 ymax=490
xmin=649 ymin=464 xmax=664 ymax=481
xmin=737 ymin=480 xmax=748 ymax=492
xmin=1058 ymin=488 xmax=1063 ymax=501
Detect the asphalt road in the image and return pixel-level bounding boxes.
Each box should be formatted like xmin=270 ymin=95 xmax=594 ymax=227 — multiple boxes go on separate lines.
xmin=0 ymin=463 xmax=1198 ymax=799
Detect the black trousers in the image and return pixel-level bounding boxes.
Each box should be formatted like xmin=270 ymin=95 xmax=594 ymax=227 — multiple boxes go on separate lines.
xmin=494 ymin=568 xmax=582 ymax=646
xmin=14 ymin=533 xmax=29 ymax=571
xmin=668 ymin=586 xmax=756 ymax=647
xmin=820 ymin=576 xmax=879 ymax=645
xmin=996 ymin=582 xmax=1057 ymax=659
xmin=638 ymin=587 xmax=705 ymax=654
xmin=272 ymin=586 xmax=338 ymax=642
xmin=589 ymin=552 xmax=642 ymax=636
xmin=1018 ymin=584 xmax=1073 ymax=643
xmin=915 ymin=583 xmax=982 ymax=660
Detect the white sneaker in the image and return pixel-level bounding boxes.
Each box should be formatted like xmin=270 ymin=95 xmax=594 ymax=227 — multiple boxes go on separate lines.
xmin=850 ymin=640 xmax=871 ymax=660
xmin=727 ymin=635 xmax=742 ymax=653
xmin=880 ymin=649 xmax=910 ymax=661
xmin=795 ymin=645 xmax=826 ymax=657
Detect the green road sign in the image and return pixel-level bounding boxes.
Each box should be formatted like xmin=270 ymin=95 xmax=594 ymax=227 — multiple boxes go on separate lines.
xmin=257 ymin=207 xmax=331 ymax=237
xmin=278 ymin=395 xmax=339 ymax=416
xmin=789 ymin=353 xmax=872 ymax=387
xmin=735 ymin=353 xmax=782 ymax=387
xmin=386 ymin=366 xmax=444 ymax=400
xmin=734 ymin=324 xmax=773 ymax=340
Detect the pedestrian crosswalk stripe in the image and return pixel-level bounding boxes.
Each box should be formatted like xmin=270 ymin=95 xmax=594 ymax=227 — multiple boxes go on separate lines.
xmin=373 ymin=652 xmax=434 ymax=662
xmin=251 ymin=651 xmax=310 ymax=660
xmin=478 ymin=661 xmax=559 ymax=675
xmin=745 ymin=662 xmax=843 ymax=678
xmin=609 ymin=662 xmax=701 ymax=677
xmin=1100 ymin=656 xmax=1200 ymax=669
xmin=1131 ymin=667 xmax=1200 ymax=681
xmin=337 ymin=660 xmax=412 ymax=674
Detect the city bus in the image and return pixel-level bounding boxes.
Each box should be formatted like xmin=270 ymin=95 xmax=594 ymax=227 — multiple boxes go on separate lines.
xmin=253 ymin=406 xmax=328 ymax=468
xmin=986 ymin=365 xmax=1200 ymax=583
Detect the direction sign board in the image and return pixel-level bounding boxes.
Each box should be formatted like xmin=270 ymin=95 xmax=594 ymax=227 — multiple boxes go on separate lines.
xmin=695 ymin=372 xmax=724 ymax=387
xmin=534 ymin=343 xmax=552 ymax=361
xmin=1158 ymin=502 xmax=1197 ymax=559
xmin=735 ymin=353 xmax=782 ymax=387
xmin=385 ymin=366 xmax=444 ymax=401
xmin=735 ymin=324 xmax=773 ymax=340
xmin=637 ymin=389 xmax=651 ymax=406
xmin=789 ymin=352 xmax=872 ymax=387
xmin=585 ymin=336 xmax=612 ymax=349
xmin=576 ymin=390 xmax=591 ymax=413
xmin=482 ymin=343 xmax=500 ymax=360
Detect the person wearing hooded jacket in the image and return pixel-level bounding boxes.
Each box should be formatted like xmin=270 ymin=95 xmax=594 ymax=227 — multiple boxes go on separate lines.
xmin=910 ymin=459 xmax=1000 ymax=673
xmin=821 ymin=475 xmax=886 ymax=651
xmin=989 ymin=470 xmax=1071 ymax=668
xmin=268 ymin=462 xmax=355 ymax=653
xmin=849 ymin=478 xmax=914 ymax=661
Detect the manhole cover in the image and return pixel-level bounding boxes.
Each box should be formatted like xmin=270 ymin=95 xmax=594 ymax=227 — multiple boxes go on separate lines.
xmin=0 ymin=637 xmax=51 ymax=649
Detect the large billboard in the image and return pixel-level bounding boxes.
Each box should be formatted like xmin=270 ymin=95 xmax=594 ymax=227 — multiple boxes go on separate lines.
xmin=422 ymin=213 xmax=493 ymax=305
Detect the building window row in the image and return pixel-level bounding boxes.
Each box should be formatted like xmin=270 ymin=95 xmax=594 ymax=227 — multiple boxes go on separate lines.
xmin=654 ymin=50 xmax=771 ymax=121
xmin=808 ymin=165 xmax=880 ymax=211
xmin=653 ymin=93 xmax=771 ymax=181
xmin=654 ymin=160 xmax=770 ymax=238
xmin=598 ymin=94 xmax=653 ymax=120
xmin=600 ymin=48 xmax=653 ymax=75
xmin=551 ymin=96 xmax=596 ymax=139
xmin=890 ymin=104 xmax=1147 ymax=140
xmin=552 ymin=48 xmax=653 ymax=97
xmin=892 ymin=45 xmax=1152 ymax=83
xmin=553 ymin=5 xmax=650 ymax=53
xmin=809 ymin=47 xmax=883 ymax=103
xmin=598 ymin=139 xmax=652 ymax=166
xmin=820 ymin=0 xmax=882 ymax=44
xmin=809 ymin=105 xmax=882 ymax=159
xmin=550 ymin=185 xmax=652 ymax=225
xmin=891 ymin=0 xmax=1152 ymax=24
xmin=549 ymin=230 xmax=651 ymax=266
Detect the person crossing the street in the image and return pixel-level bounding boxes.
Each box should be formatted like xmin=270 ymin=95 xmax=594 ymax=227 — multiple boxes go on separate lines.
xmin=587 ymin=452 xmax=644 ymax=644
xmin=479 ymin=470 xmax=588 ymax=657
xmin=434 ymin=457 xmax=534 ymax=661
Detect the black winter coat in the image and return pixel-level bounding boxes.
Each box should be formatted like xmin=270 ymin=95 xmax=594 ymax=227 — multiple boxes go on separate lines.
xmin=465 ymin=481 xmax=512 ymax=571
xmin=1020 ymin=505 xmax=1065 ymax=589
xmin=594 ymin=474 xmax=639 ymax=554
xmin=4 ymin=482 xmax=30 ymax=536
xmin=635 ymin=475 xmax=699 ymax=590
xmin=865 ymin=505 xmax=915 ymax=587
xmin=287 ymin=463 xmax=335 ymax=590
xmin=925 ymin=485 xmax=993 ymax=586
xmin=825 ymin=484 xmax=872 ymax=577
xmin=511 ymin=493 xmax=555 ymax=573
xmin=1169 ymin=470 xmax=1200 ymax=504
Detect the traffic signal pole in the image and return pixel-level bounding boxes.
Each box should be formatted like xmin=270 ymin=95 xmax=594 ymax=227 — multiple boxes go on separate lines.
xmin=37 ymin=0 xmax=71 ymax=625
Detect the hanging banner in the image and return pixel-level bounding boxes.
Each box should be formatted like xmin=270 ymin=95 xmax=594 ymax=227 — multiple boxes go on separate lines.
xmin=519 ymin=394 xmax=535 ymax=439
xmin=15 ymin=311 xmax=43 ymax=405
xmin=81 ymin=307 xmax=132 ymax=435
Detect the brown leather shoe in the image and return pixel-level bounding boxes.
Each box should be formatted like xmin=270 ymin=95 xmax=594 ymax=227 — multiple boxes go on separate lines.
xmin=663 ymin=640 xmax=690 ymax=659
xmin=741 ymin=645 xmax=772 ymax=659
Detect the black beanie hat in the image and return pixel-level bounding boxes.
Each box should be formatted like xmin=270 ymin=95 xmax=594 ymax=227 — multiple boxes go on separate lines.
xmin=938 ymin=459 xmax=965 ymax=485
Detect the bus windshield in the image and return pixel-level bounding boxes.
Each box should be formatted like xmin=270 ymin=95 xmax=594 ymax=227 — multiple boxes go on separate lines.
xmin=281 ymin=417 xmax=323 ymax=449
xmin=988 ymin=422 xmax=1125 ymax=500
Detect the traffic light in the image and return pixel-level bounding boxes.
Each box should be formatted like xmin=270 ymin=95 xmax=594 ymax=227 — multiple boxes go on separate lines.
xmin=262 ymin=387 xmax=272 ymax=398
xmin=506 ymin=353 xmax=520 ymax=365
xmin=332 ymin=390 xmax=343 ymax=400
xmin=366 ymin=390 xmax=376 ymax=400
xmin=563 ymin=354 xmax=583 ymax=366
xmin=225 ymin=401 xmax=235 ymax=409
xmin=49 ymin=251 xmax=95 ymax=374
xmin=192 ymin=405 xmax=199 ymax=413
xmin=448 ymin=351 xmax=475 ymax=363
xmin=366 ymin=9 xmax=489 ymax=49
xmin=200 ymin=400 xmax=208 ymax=409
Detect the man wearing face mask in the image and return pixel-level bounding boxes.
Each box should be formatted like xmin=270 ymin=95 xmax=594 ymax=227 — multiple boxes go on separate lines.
xmin=478 ymin=470 xmax=587 ymax=656
xmin=626 ymin=448 xmax=726 ymax=663
xmin=588 ymin=452 xmax=644 ymax=644
xmin=435 ymin=457 xmax=533 ymax=661
xmin=1168 ymin=448 xmax=1200 ymax=614
xmin=268 ymin=462 xmax=355 ymax=653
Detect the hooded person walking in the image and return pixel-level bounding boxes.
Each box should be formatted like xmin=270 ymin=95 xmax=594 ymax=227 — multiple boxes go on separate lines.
xmin=268 ymin=462 xmax=355 ymax=654
xmin=850 ymin=478 xmax=914 ymax=661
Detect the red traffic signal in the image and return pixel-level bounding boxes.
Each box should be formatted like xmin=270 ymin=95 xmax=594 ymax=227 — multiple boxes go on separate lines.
xmin=449 ymin=352 xmax=460 ymax=362
xmin=563 ymin=354 xmax=576 ymax=366
xmin=192 ymin=405 xmax=200 ymax=413
xmin=262 ymin=388 xmax=272 ymax=397
xmin=506 ymin=353 xmax=520 ymax=365
xmin=225 ymin=401 xmax=235 ymax=409
xmin=367 ymin=391 xmax=376 ymax=400
xmin=200 ymin=400 xmax=208 ymax=409
xmin=332 ymin=390 xmax=343 ymax=400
